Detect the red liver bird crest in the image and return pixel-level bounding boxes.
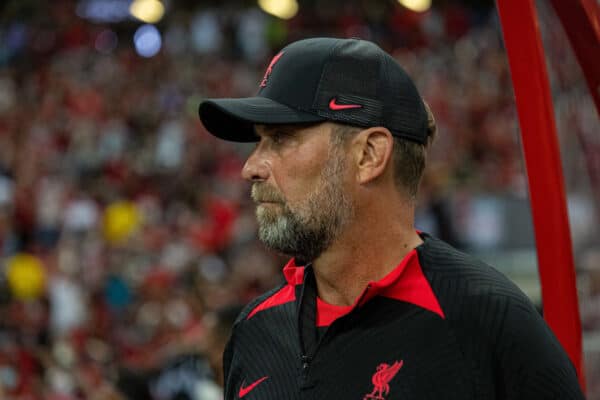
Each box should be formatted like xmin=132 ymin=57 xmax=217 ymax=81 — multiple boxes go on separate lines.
xmin=363 ymin=360 xmax=403 ymax=400
xmin=259 ymin=51 xmax=284 ymax=87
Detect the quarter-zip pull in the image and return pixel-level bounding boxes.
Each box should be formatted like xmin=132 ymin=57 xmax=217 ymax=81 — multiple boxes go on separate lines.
xmin=301 ymin=355 xmax=311 ymax=370
xmin=299 ymin=354 xmax=316 ymax=390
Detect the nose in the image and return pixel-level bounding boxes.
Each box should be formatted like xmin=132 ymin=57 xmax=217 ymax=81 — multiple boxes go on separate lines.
xmin=241 ymin=143 xmax=270 ymax=182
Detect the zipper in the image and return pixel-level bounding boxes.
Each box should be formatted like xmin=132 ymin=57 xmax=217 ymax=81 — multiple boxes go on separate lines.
xmin=301 ymin=355 xmax=312 ymax=370
xmin=301 ymin=284 xmax=372 ymax=373
xmin=300 ymin=354 xmax=313 ymax=389
xmin=297 ymin=266 xmax=373 ymax=386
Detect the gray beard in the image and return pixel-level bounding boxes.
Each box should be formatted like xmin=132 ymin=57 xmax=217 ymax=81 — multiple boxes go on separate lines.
xmin=255 ymin=152 xmax=352 ymax=263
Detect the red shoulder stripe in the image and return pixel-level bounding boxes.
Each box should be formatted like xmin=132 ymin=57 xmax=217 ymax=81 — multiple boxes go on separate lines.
xmin=246 ymin=284 xmax=296 ymax=320
xmin=246 ymin=259 xmax=304 ymax=320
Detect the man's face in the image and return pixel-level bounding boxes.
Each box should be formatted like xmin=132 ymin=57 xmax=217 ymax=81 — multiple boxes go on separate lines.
xmin=242 ymin=123 xmax=353 ymax=263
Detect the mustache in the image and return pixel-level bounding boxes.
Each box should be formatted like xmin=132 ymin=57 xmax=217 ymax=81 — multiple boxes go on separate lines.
xmin=251 ymin=184 xmax=286 ymax=203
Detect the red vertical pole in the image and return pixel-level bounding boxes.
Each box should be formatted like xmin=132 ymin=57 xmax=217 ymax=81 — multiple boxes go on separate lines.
xmin=496 ymin=0 xmax=584 ymax=389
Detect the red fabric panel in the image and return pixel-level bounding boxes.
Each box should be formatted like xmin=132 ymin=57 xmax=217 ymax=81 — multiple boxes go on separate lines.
xmin=246 ymin=284 xmax=296 ymax=320
xmin=316 ymin=297 xmax=354 ymax=327
xmin=316 ymin=249 xmax=445 ymax=327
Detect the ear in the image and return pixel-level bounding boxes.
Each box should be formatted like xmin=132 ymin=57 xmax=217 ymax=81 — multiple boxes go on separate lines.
xmin=351 ymin=127 xmax=394 ymax=185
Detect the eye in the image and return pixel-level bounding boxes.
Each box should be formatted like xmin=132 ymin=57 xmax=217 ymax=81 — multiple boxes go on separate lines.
xmin=270 ymin=131 xmax=291 ymax=145
xmin=271 ymin=132 xmax=283 ymax=144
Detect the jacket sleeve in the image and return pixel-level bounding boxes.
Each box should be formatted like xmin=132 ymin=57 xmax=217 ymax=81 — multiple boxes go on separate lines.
xmin=496 ymin=299 xmax=585 ymax=399
xmin=222 ymin=322 xmax=242 ymax=400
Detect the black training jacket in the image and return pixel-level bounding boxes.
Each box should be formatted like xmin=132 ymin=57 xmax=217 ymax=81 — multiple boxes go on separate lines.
xmin=223 ymin=234 xmax=585 ymax=399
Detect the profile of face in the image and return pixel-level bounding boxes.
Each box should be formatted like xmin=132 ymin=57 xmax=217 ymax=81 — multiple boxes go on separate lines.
xmin=244 ymin=124 xmax=354 ymax=263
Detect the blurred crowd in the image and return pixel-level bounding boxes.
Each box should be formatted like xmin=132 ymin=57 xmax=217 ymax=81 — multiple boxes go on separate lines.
xmin=0 ymin=0 xmax=598 ymax=398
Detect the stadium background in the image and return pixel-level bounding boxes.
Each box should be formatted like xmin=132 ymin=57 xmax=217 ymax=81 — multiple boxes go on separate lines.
xmin=0 ymin=0 xmax=598 ymax=398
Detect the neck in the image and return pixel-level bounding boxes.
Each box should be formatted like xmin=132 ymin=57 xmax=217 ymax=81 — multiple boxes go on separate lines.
xmin=311 ymin=201 xmax=422 ymax=306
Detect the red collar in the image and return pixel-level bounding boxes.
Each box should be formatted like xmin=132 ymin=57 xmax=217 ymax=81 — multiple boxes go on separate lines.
xmin=248 ymin=244 xmax=445 ymax=325
xmin=283 ymin=248 xmax=445 ymax=326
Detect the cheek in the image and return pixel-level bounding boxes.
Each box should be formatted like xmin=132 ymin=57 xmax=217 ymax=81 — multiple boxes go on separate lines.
xmin=276 ymin=160 xmax=327 ymax=205
xmin=270 ymin=133 xmax=333 ymax=202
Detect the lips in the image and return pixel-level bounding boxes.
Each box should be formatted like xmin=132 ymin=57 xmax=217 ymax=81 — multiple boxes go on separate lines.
xmin=253 ymin=196 xmax=283 ymax=204
xmin=251 ymin=184 xmax=285 ymax=204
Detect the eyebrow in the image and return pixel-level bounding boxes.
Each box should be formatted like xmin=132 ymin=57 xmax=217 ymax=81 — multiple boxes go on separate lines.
xmin=257 ymin=124 xmax=295 ymax=131
xmin=254 ymin=124 xmax=297 ymax=136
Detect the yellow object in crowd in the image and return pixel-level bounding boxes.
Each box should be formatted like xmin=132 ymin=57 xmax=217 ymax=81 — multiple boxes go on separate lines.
xmin=102 ymin=201 xmax=141 ymax=244
xmin=6 ymin=253 xmax=46 ymax=300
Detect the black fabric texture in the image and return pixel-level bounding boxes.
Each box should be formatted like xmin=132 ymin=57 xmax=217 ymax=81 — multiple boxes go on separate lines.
xmin=222 ymin=234 xmax=585 ymax=399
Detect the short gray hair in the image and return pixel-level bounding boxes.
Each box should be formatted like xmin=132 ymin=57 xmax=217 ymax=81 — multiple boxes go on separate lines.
xmin=330 ymin=101 xmax=437 ymax=199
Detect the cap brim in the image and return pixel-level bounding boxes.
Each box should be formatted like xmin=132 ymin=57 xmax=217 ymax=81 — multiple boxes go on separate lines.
xmin=198 ymin=97 xmax=326 ymax=142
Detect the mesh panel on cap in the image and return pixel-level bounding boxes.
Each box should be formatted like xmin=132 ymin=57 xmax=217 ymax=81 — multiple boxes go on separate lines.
xmin=311 ymin=39 xmax=428 ymax=143
xmin=380 ymin=53 xmax=427 ymax=142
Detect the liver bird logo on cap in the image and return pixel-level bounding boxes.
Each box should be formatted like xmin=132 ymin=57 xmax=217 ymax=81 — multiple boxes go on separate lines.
xmin=259 ymin=51 xmax=284 ymax=88
xmin=363 ymin=360 xmax=403 ymax=400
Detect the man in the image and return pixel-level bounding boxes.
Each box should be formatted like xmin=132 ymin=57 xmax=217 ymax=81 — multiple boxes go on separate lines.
xmin=197 ymin=38 xmax=584 ymax=399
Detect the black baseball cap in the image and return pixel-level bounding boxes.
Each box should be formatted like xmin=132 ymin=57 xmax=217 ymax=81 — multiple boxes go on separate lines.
xmin=198 ymin=37 xmax=428 ymax=144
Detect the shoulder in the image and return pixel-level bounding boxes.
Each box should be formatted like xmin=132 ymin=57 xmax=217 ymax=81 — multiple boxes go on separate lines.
xmin=417 ymin=236 xmax=583 ymax=396
xmin=417 ymin=235 xmax=534 ymax=309
xmin=417 ymin=235 xmax=545 ymax=341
